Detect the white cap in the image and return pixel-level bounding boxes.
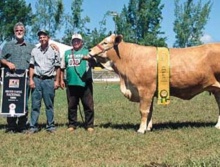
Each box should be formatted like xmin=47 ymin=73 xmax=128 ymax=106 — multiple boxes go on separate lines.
xmin=72 ymin=34 xmax=82 ymax=40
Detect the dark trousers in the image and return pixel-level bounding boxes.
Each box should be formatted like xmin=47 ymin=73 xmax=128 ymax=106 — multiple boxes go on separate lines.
xmin=66 ymin=82 xmax=94 ymax=128
xmin=7 ymin=113 xmax=28 ymax=131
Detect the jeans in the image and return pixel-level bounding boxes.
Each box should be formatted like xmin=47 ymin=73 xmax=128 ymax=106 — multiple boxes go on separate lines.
xmin=30 ymin=77 xmax=55 ymax=130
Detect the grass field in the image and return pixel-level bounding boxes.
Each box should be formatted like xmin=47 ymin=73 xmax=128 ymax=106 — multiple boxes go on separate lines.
xmin=0 ymin=82 xmax=220 ymax=167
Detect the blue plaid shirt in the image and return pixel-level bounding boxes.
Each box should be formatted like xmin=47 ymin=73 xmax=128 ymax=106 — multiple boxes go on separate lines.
xmin=0 ymin=40 xmax=35 ymax=70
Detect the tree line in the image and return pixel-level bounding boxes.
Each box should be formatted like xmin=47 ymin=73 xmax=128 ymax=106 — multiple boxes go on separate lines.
xmin=0 ymin=0 xmax=212 ymax=48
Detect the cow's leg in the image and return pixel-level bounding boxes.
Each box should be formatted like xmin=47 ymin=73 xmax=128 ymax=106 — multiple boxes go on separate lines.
xmin=146 ymin=98 xmax=154 ymax=131
xmin=119 ymin=76 xmax=132 ymax=99
xmin=137 ymin=96 xmax=153 ymax=134
xmin=213 ymin=92 xmax=220 ymax=129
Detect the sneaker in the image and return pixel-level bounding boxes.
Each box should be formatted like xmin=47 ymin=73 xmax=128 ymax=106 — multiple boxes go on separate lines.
xmin=46 ymin=127 xmax=56 ymax=133
xmin=27 ymin=127 xmax=39 ymax=134
xmin=87 ymin=127 xmax=94 ymax=132
xmin=67 ymin=127 xmax=75 ymax=132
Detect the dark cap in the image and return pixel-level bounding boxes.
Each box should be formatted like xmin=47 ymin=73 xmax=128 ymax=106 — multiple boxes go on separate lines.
xmin=37 ymin=30 xmax=49 ymax=36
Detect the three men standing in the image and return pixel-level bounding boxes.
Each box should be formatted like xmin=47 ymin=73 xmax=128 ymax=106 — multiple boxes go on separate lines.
xmin=0 ymin=23 xmax=94 ymax=133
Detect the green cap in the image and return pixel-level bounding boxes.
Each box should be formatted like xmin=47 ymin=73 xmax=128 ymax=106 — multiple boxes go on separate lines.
xmin=37 ymin=30 xmax=49 ymax=36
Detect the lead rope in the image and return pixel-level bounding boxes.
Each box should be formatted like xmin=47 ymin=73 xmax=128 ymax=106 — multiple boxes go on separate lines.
xmin=71 ymin=49 xmax=85 ymax=124
xmin=78 ymin=102 xmax=85 ymax=124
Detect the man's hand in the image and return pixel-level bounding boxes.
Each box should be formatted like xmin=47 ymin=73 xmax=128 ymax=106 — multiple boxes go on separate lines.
xmin=54 ymin=80 xmax=60 ymax=90
xmin=82 ymin=55 xmax=91 ymax=60
xmin=6 ymin=62 xmax=16 ymax=70
xmin=29 ymin=79 xmax=35 ymax=89
xmin=60 ymin=80 xmax=65 ymax=89
xmin=50 ymin=43 xmax=60 ymax=52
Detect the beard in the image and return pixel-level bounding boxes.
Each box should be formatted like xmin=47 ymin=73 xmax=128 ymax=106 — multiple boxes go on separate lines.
xmin=16 ymin=34 xmax=24 ymax=40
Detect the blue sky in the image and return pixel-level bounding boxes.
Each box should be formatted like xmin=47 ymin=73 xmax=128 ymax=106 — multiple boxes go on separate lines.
xmin=26 ymin=0 xmax=220 ymax=47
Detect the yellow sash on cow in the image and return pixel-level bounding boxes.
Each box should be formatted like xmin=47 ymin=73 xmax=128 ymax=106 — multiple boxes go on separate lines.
xmin=157 ymin=47 xmax=170 ymax=105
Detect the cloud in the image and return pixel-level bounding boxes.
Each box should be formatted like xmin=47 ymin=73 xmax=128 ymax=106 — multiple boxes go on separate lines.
xmin=200 ymin=34 xmax=214 ymax=43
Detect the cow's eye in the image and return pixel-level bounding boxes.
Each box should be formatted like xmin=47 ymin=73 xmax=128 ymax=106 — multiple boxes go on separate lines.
xmin=103 ymin=42 xmax=108 ymax=45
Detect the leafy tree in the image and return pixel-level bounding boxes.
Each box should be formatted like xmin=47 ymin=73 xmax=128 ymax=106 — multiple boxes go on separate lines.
xmin=31 ymin=0 xmax=64 ymax=41
xmin=115 ymin=6 xmax=134 ymax=42
xmin=62 ymin=0 xmax=107 ymax=48
xmin=87 ymin=11 xmax=112 ymax=48
xmin=115 ymin=0 xmax=167 ymax=47
xmin=0 ymin=0 xmax=33 ymax=44
xmin=173 ymin=0 xmax=212 ymax=48
xmin=62 ymin=0 xmax=90 ymax=45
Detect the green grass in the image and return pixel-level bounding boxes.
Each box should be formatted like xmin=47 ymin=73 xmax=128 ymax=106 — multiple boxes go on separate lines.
xmin=0 ymin=83 xmax=220 ymax=167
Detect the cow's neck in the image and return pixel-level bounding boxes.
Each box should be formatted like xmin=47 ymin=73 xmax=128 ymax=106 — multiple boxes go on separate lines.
xmin=106 ymin=42 xmax=126 ymax=62
xmin=107 ymin=42 xmax=131 ymax=80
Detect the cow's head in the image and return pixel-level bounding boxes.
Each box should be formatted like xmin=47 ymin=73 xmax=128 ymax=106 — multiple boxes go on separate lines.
xmin=89 ymin=34 xmax=123 ymax=58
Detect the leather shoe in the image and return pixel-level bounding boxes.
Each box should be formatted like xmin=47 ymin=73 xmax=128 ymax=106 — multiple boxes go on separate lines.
xmin=87 ymin=127 xmax=94 ymax=132
xmin=67 ymin=127 xmax=75 ymax=132
xmin=5 ymin=129 xmax=16 ymax=133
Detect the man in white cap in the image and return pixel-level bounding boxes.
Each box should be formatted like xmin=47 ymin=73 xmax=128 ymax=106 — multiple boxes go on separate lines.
xmin=60 ymin=33 xmax=95 ymax=132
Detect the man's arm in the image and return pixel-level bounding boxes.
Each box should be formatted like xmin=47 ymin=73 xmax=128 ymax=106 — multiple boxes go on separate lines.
xmin=54 ymin=67 xmax=60 ymax=89
xmin=29 ymin=64 xmax=35 ymax=89
xmin=82 ymin=55 xmax=98 ymax=68
xmin=60 ymin=69 xmax=65 ymax=89
xmin=0 ymin=59 xmax=16 ymax=71
xmin=0 ymin=42 xmax=16 ymax=70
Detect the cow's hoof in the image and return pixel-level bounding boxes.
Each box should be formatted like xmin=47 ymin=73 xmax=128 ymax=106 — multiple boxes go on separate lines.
xmin=215 ymin=125 xmax=220 ymax=129
xmin=137 ymin=131 xmax=145 ymax=135
xmin=147 ymin=127 xmax=152 ymax=131
xmin=137 ymin=129 xmax=145 ymax=134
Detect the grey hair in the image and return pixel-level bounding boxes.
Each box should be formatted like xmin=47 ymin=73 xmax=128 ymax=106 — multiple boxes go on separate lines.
xmin=13 ymin=22 xmax=25 ymax=31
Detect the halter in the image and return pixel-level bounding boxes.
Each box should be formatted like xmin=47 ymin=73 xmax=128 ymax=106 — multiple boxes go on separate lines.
xmin=89 ymin=42 xmax=115 ymax=58
xmin=96 ymin=44 xmax=105 ymax=53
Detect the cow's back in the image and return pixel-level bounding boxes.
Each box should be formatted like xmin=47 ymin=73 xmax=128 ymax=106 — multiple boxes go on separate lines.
xmin=169 ymin=43 xmax=220 ymax=99
xmin=107 ymin=41 xmax=220 ymax=100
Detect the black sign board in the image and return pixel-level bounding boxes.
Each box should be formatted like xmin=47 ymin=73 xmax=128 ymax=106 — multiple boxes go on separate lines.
xmin=0 ymin=68 xmax=27 ymax=117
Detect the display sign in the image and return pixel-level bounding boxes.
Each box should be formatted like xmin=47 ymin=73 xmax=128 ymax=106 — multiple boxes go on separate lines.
xmin=0 ymin=68 xmax=27 ymax=117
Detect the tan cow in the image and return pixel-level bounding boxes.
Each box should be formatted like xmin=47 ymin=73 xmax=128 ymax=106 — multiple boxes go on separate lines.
xmin=89 ymin=34 xmax=220 ymax=134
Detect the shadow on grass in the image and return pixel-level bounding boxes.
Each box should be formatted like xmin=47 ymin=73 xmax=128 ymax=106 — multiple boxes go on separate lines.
xmin=0 ymin=124 xmax=6 ymax=130
xmin=0 ymin=122 xmax=68 ymax=131
xmin=32 ymin=122 xmax=88 ymax=130
xmin=98 ymin=121 xmax=216 ymax=131
xmin=153 ymin=121 xmax=216 ymax=130
xmin=0 ymin=121 xmax=216 ymax=131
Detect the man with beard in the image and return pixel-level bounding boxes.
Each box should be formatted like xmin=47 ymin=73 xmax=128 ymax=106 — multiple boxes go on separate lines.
xmin=0 ymin=22 xmax=35 ymax=133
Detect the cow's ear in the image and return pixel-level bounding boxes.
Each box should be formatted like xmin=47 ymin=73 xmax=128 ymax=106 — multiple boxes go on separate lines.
xmin=115 ymin=35 xmax=123 ymax=45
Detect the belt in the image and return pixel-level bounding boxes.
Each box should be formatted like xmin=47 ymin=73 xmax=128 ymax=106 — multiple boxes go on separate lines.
xmin=34 ymin=74 xmax=54 ymax=80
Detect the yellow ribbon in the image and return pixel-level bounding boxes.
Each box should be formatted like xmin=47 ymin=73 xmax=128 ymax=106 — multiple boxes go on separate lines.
xmin=157 ymin=47 xmax=170 ymax=105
